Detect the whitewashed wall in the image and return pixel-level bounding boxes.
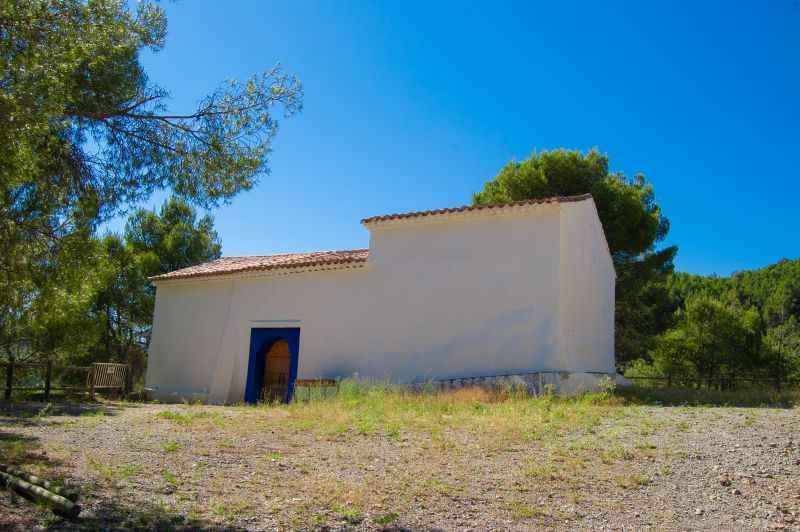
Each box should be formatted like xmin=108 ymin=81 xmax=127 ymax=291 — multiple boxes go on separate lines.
xmin=558 ymin=201 xmax=617 ymax=373
xmin=145 ymin=199 xmax=616 ymax=403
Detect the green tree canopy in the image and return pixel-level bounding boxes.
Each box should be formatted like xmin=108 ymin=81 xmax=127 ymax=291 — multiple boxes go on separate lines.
xmin=473 ymin=148 xmax=677 ymax=364
xmin=85 ymin=197 xmax=222 ymax=374
xmin=665 ymin=258 xmax=800 ymax=379
xmin=644 ymin=297 xmax=764 ymax=383
xmin=1 ymin=0 xmax=300 ymax=359
xmin=86 ymin=234 xmax=156 ymax=370
xmin=125 ymin=197 xmax=222 ymax=277
xmin=2 ymin=0 xmax=302 ymax=231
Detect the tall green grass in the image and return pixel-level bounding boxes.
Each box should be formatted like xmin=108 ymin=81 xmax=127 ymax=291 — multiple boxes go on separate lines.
xmin=281 ymin=377 xmax=624 ymax=442
xmin=275 ymin=377 xmax=800 ymax=444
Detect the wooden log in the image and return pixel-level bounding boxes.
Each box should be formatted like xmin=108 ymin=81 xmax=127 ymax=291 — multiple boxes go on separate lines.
xmin=0 ymin=465 xmax=79 ymax=502
xmin=0 ymin=470 xmax=81 ymax=517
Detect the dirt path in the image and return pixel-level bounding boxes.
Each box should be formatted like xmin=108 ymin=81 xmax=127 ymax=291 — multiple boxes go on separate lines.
xmin=1 ymin=401 xmax=799 ymax=530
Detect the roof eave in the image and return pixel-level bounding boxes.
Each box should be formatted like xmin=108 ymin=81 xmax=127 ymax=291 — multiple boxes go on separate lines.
xmin=149 ymin=259 xmax=370 ymax=286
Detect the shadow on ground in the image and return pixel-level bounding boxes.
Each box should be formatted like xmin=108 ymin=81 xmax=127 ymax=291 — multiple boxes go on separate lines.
xmin=0 ymin=400 xmax=238 ymax=530
xmin=1 ymin=489 xmax=246 ymax=531
xmin=0 ymin=400 xmax=125 ymax=421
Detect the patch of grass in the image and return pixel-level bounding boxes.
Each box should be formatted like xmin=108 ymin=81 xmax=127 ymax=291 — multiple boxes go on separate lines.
xmin=124 ymin=503 xmax=174 ymax=528
xmin=155 ymin=409 xmax=218 ymax=426
xmin=34 ymin=403 xmax=53 ymax=421
xmin=373 ymin=512 xmax=400 ymax=525
xmin=163 ymin=471 xmax=178 ymax=485
xmin=187 ymin=503 xmax=202 ymax=521
xmin=566 ymin=489 xmax=586 ymax=502
xmin=162 ymin=442 xmax=180 ymax=452
xmin=332 ymin=502 xmax=362 ymax=524
xmin=614 ymin=474 xmax=649 ymax=489
xmin=218 ymin=438 xmax=234 ymax=448
xmin=78 ymin=409 xmax=108 ymax=427
xmin=599 ymin=444 xmax=634 ymax=463
xmin=189 ymin=460 xmax=207 ymax=482
xmin=505 ymin=501 xmax=548 ymax=520
xmin=386 ymin=424 xmax=403 ymax=441
xmin=209 ymin=500 xmax=255 ymax=522
xmin=88 ymin=458 xmax=140 ymax=483
xmin=635 ymin=440 xmax=657 ymax=458
xmin=209 ymin=502 xmax=234 ymax=521
xmin=429 ymin=427 xmax=457 ymax=450
xmin=523 ymin=460 xmax=563 ymax=480
xmin=636 ymin=419 xmax=659 ymax=436
xmin=0 ymin=436 xmax=33 ymax=462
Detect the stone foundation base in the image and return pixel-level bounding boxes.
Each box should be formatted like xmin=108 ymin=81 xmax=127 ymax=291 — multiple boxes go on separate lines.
xmin=429 ymin=371 xmax=630 ymax=396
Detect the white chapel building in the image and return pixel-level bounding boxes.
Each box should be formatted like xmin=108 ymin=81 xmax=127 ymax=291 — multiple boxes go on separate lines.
xmin=145 ymin=194 xmax=619 ymax=403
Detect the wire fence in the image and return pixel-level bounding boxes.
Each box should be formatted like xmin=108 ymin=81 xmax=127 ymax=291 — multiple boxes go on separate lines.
xmin=626 ymin=375 xmax=800 ymax=390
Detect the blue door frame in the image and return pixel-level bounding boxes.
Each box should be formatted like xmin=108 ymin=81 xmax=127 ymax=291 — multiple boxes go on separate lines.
xmin=244 ymin=327 xmax=300 ymax=404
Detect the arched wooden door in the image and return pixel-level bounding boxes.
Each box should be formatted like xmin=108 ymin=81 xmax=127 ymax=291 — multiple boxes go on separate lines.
xmin=263 ymin=340 xmax=291 ymax=402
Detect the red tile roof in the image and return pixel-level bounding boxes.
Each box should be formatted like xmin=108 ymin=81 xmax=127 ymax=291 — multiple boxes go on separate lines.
xmin=149 ymin=249 xmax=369 ymax=283
xmin=151 ymin=194 xmax=594 ymax=283
xmin=361 ymin=193 xmax=592 ymax=225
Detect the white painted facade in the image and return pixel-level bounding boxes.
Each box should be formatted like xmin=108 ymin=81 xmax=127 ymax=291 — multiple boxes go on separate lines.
xmin=145 ymin=196 xmax=616 ymax=403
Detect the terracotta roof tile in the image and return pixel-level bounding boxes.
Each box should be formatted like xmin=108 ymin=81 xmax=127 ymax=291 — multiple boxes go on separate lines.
xmin=149 ymin=249 xmax=368 ymax=283
xmin=361 ymin=193 xmax=592 ymax=225
xmin=152 ymin=194 xmax=594 ymax=283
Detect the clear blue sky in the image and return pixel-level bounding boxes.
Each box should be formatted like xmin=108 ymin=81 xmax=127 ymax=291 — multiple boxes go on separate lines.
xmin=124 ymin=0 xmax=799 ymax=276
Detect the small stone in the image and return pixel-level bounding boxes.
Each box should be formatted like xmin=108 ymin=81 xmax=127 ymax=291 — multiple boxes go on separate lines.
xmin=695 ymin=508 xmax=704 ymax=516
xmin=717 ymin=475 xmax=731 ymax=487
xmin=731 ymin=489 xmax=741 ymax=495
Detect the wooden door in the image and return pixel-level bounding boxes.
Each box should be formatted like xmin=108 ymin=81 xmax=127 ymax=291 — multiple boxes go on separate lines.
xmin=263 ymin=340 xmax=291 ymax=402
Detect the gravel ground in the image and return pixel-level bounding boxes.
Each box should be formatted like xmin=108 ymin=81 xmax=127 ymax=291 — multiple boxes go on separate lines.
xmin=1 ymin=400 xmax=799 ymax=531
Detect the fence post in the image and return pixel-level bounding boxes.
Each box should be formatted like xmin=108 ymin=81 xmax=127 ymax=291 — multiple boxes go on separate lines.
xmin=124 ymin=366 xmax=132 ymax=398
xmin=44 ymin=359 xmax=52 ymax=402
xmin=4 ymin=356 xmax=14 ymax=401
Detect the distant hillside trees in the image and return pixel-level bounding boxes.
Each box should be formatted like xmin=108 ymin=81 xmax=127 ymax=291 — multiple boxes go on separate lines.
xmin=629 ymin=259 xmax=800 ymax=382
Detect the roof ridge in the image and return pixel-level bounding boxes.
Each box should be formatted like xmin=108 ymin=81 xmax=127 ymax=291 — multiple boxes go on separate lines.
xmin=219 ymin=248 xmax=369 ymax=260
xmin=360 ymin=193 xmax=592 ymax=225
